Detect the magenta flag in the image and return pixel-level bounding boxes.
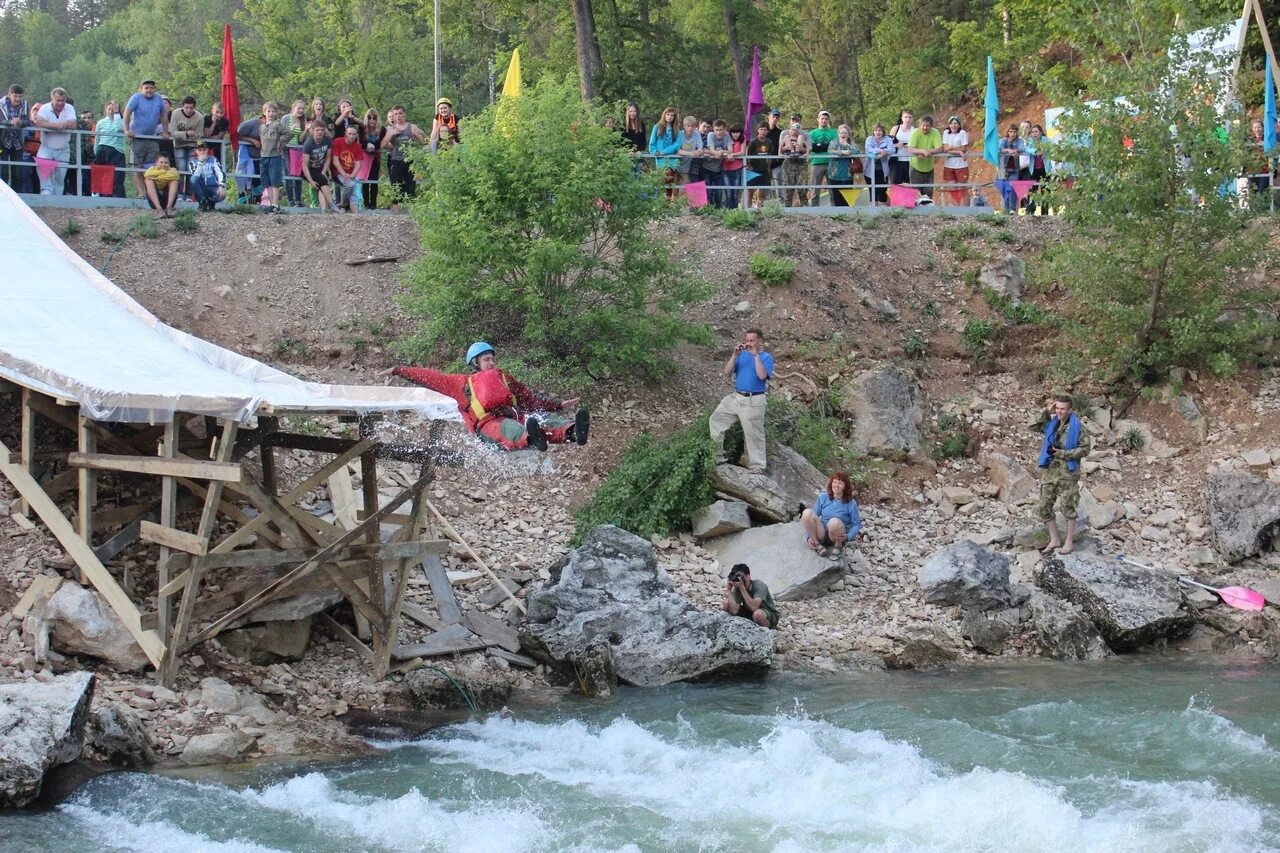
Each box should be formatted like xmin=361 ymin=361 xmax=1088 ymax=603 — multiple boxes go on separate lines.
xmin=1010 ymin=180 xmax=1036 ymax=201
xmin=887 ymin=183 xmax=918 ymax=208
xmin=35 ymin=157 xmax=59 ymax=181
xmin=287 ymin=147 xmax=304 ymax=177
xmin=684 ymin=180 xmax=709 ymax=208
xmin=746 ymin=46 xmax=766 ymax=128
xmin=356 ymin=155 xmax=373 ymax=181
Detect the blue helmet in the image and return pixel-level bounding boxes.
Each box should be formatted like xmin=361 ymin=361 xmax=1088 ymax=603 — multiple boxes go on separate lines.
xmin=466 ymin=341 xmax=495 ymax=366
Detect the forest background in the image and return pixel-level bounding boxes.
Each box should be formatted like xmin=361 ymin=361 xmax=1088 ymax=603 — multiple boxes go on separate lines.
xmin=3 ymin=0 xmax=1278 ymax=132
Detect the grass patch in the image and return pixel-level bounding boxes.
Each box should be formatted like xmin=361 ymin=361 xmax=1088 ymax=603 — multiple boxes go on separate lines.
xmin=130 ymin=214 xmax=159 ymax=239
xmin=750 ymin=251 xmax=795 ymax=286
xmin=171 ymin=210 xmax=199 ymax=233
xmin=62 ymin=218 xmax=82 ymax=237
xmin=718 ymin=208 xmax=758 ymax=230
xmin=904 ymin=330 xmax=928 ymax=359
xmin=962 ymin=319 xmax=994 ymax=354
xmin=274 ymin=337 xmax=311 ymax=359
xmin=932 ymin=412 xmax=972 ymax=459
xmin=100 ymin=230 xmax=124 ymax=243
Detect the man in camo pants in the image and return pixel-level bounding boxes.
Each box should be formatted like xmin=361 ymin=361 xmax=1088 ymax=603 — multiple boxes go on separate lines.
xmin=1037 ymin=395 xmax=1089 ymax=553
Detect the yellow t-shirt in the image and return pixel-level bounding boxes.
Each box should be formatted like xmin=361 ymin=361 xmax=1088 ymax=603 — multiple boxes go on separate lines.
xmin=144 ymin=166 xmax=179 ymax=188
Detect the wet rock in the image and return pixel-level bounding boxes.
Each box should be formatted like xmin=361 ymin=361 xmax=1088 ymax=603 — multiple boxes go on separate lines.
xmin=704 ymin=521 xmax=844 ymax=601
xmin=978 ymin=253 xmax=1026 ymax=305
xmin=45 ymin=584 xmax=149 ymax=671
xmin=179 ymin=731 xmax=255 ymax=766
xmin=840 ymin=364 xmax=923 ymax=460
xmin=691 ymin=500 xmax=752 ymax=540
xmin=521 ymin=525 xmax=772 ymax=687
xmin=404 ymin=668 xmax=514 ymax=710
xmin=984 ymin=452 xmax=1035 ymax=505
xmin=918 ymin=540 xmax=1012 ymax=611
xmin=1026 ymin=590 xmax=1111 ymax=660
xmin=574 ymin=643 xmax=618 ymax=697
xmin=1205 ymin=471 xmax=1280 ymax=563
xmin=1034 ymin=552 xmax=1195 ymax=650
xmin=886 ymin=629 xmax=959 ymax=670
xmin=87 ymin=703 xmax=154 ymax=768
xmin=962 ymin=610 xmax=1012 ymax=655
xmin=0 ymin=672 xmax=95 ymax=808
xmin=221 ymin=617 xmax=313 ymax=664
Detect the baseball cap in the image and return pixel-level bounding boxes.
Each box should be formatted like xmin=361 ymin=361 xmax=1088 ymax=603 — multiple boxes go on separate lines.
xmin=768 ymin=108 xmax=781 ymax=116
xmin=790 ymin=112 xmax=802 ymax=120
xmin=818 ymin=109 xmax=831 ymax=118
xmin=141 ymin=78 xmax=156 ymax=86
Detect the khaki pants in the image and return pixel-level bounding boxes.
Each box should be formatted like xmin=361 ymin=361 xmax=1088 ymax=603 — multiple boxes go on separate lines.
xmin=710 ymin=392 xmax=768 ymax=471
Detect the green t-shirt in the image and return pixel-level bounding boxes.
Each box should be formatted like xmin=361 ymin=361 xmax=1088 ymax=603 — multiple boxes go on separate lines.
xmin=733 ymin=579 xmax=779 ymax=625
xmin=808 ymin=127 xmax=838 ymax=165
xmin=907 ymin=127 xmax=943 ymax=173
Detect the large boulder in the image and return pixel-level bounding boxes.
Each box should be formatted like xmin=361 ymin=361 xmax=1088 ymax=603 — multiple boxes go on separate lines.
xmin=1077 ymin=487 xmax=1124 ymax=530
xmin=708 ymin=465 xmax=799 ymax=523
xmin=762 ymin=441 xmax=827 ymax=507
xmin=983 ymin=452 xmax=1036 ymax=505
xmin=840 ymin=364 xmax=923 ymax=460
xmin=691 ymin=500 xmax=752 ymax=540
xmin=1026 ymin=590 xmax=1111 ymax=660
xmin=45 ymin=583 xmax=150 ymax=671
xmin=1205 ymin=471 xmax=1280 ymax=563
xmin=1034 ymin=552 xmax=1195 ymax=650
xmin=918 ymin=540 xmax=1012 ymax=611
xmin=521 ymin=525 xmax=773 ymax=687
xmin=0 ymin=672 xmax=96 ymax=808
xmin=87 ymin=703 xmax=154 ymax=768
xmin=978 ymin=253 xmax=1026 ymax=305
xmin=704 ymin=521 xmax=845 ymax=601
xmin=220 ymin=616 xmax=313 ymax=664
xmin=179 ymin=731 xmax=255 ymax=766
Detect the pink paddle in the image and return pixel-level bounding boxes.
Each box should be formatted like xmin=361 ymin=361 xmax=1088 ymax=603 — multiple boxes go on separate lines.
xmin=1118 ymin=555 xmax=1269 ymax=611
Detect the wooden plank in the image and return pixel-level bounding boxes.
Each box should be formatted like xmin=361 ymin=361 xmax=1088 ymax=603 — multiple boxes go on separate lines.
xmin=400 ymin=599 xmax=444 ymax=631
xmin=392 ymin=623 xmax=485 ymax=660
xmin=166 ymin=540 xmax=451 ymax=572
xmin=40 ymin=468 xmax=78 ymax=501
xmin=77 ymin=417 xmax=95 ymax=555
xmin=181 ymin=466 xmax=438 ymax=652
xmin=75 ymin=500 xmax=161 ymax=533
xmin=488 ymin=648 xmax=538 ymax=668
xmin=9 ymin=512 xmax=35 ymax=530
xmin=209 ymin=438 xmax=374 ymax=554
xmin=377 ymin=460 xmax=436 ymax=678
xmin=140 ymin=521 xmax=208 ymax=556
xmin=328 ymin=463 xmax=359 ymax=531
xmin=157 ymin=419 xmax=178 ymax=643
xmin=68 ymin=452 xmax=242 ymax=482
xmin=176 ymin=478 xmax=289 ymax=551
xmin=93 ymin=514 xmax=155 ymax=565
xmin=19 ymin=388 xmax=35 ymax=516
xmin=426 ymin=500 xmax=526 ymax=615
xmin=355 ymin=510 xmax=413 ymax=525
xmin=0 ymin=439 xmax=166 ymax=667
xmin=13 ymin=576 xmax=63 ymax=621
xmin=423 ymin=554 xmax=463 ymax=625
xmin=227 ymin=480 xmax=317 ymax=549
xmin=159 ymin=560 xmax=204 ymax=687
xmin=195 ymin=421 xmax=238 ymax=549
xmin=317 ymin=612 xmax=375 ymax=664
xmin=462 ymin=609 xmax=522 ymax=654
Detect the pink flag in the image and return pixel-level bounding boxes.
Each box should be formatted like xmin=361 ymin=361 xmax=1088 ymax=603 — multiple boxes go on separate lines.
xmin=887 ymin=183 xmax=918 ymax=208
xmin=1010 ymin=180 xmax=1036 ymax=201
xmin=684 ymin=181 xmax=708 ymax=208
xmin=356 ymin=155 xmax=373 ymax=181
xmin=746 ymin=46 xmax=765 ymax=128
xmin=287 ymin=147 xmax=304 ymax=177
xmin=35 ymin=157 xmax=59 ymax=181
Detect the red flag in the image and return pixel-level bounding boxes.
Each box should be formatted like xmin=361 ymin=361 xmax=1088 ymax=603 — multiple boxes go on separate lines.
xmin=221 ymin=24 xmax=241 ymax=151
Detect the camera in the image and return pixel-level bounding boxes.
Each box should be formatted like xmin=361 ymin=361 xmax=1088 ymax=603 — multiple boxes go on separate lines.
xmin=727 ymin=569 xmax=745 ymax=584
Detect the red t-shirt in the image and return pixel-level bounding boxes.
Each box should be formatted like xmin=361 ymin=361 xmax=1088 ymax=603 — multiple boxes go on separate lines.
xmin=330 ymin=137 xmax=365 ymax=177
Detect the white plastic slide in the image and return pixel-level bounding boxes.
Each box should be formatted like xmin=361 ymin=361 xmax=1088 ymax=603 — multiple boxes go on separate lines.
xmin=0 ymin=181 xmax=458 ymax=424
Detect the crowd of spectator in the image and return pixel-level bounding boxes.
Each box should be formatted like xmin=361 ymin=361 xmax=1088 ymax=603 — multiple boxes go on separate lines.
xmin=3 ymin=79 xmax=1278 ymax=214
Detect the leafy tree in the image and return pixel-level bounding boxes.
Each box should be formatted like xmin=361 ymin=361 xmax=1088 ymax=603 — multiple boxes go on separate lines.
xmin=399 ymin=76 xmax=710 ymax=382
xmin=1043 ymin=13 xmax=1275 ymax=380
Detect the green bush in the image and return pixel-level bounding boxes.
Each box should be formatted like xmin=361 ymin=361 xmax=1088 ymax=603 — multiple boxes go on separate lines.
xmin=399 ymin=77 xmax=708 ymax=384
xmin=130 ymin=214 xmax=159 ymax=239
xmin=750 ymin=252 xmax=795 ymax=286
xmin=904 ymin=330 xmax=927 ymax=359
xmin=171 ymin=211 xmax=199 ymax=233
xmin=572 ymin=416 xmax=716 ymax=543
xmin=932 ymin=412 xmax=971 ymax=459
xmin=962 ymin=319 xmax=993 ymax=353
xmin=63 ymin=218 xmax=81 ymax=237
xmin=718 ymin=208 xmax=757 ymax=230
xmin=1122 ymin=425 xmax=1145 ymax=451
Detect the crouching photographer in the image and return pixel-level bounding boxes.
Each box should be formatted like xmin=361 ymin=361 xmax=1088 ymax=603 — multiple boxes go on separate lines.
xmin=721 ymin=563 xmax=780 ymax=629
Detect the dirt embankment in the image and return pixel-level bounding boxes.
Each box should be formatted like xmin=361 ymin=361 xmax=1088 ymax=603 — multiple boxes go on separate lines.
xmin=4 ymin=206 xmax=1279 ymax=768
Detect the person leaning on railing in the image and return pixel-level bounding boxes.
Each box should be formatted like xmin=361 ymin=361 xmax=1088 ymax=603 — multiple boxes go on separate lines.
xmin=648 ymin=106 xmax=681 ymax=198
xmin=826 ymin=123 xmax=861 ymax=208
xmin=94 ymin=100 xmax=126 ymax=198
xmin=864 ymin=123 xmax=894 ymax=205
xmin=123 ymin=78 xmax=168 ymax=198
xmin=941 ymin=115 xmax=970 ymax=206
xmin=906 ymin=114 xmax=944 ymax=200
xmin=745 ymin=123 xmax=773 ymax=208
xmin=1 ymin=84 xmax=33 ymax=194
xmin=34 ymin=87 xmax=76 ymax=196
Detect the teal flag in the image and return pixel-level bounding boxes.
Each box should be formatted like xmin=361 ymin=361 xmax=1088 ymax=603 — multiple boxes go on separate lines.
xmin=983 ymin=56 xmax=1000 ymax=166
xmin=1265 ymin=60 xmax=1276 ymax=153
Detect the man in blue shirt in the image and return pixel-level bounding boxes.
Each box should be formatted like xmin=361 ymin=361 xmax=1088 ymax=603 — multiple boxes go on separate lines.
xmin=123 ymin=78 xmax=169 ymax=199
xmin=709 ymin=327 xmax=774 ymax=472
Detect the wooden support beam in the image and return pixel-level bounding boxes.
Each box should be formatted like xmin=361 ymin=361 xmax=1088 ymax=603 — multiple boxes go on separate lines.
xmin=375 ymin=452 xmax=437 ymax=678
xmin=140 ymin=521 xmax=208 ymax=555
xmin=328 ymin=463 xmax=359 ymax=531
xmin=76 ymin=417 xmax=96 ymax=557
xmin=259 ymin=416 xmax=278 ymax=497
xmin=156 ymin=420 xmax=178 ymax=643
xmin=68 ymin=452 xmax=242 ymax=482
xmin=92 ymin=514 xmax=155 ymax=565
xmin=426 ymin=500 xmax=526 ymax=615
xmin=176 ymin=478 xmax=289 ymax=551
xmin=159 ymin=560 xmax=204 ymax=687
xmin=181 ymin=466 xmax=437 ymax=652
xmin=392 ymin=623 xmax=486 ymax=660
xmin=164 ymin=540 xmax=450 ymax=575
xmin=195 ymin=421 xmax=238 ymax=548
xmin=41 ymin=468 xmax=78 ymax=501
xmin=318 ymin=612 xmax=375 ymax=664
xmin=0 ymin=439 xmax=166 ymax=667
xmin=225 ymin=480 xmax=319 ymax=549
xmin=423 ymin=554 xmax=463 ymax=626
xmin=19 ymin=388 xmax=36 ymax=517
xmin=76 ymin=501 xmax=161 ymax=533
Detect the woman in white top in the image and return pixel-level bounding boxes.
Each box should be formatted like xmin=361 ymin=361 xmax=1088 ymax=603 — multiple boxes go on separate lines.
xmin=888 ymin=108 xmax=914 ymax=185
xmin=941 ymin=115 xmax=970 ymax=205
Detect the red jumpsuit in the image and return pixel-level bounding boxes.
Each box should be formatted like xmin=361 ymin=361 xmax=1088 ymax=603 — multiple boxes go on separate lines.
xmin=392 ymin=366 xmax=572 ymax=450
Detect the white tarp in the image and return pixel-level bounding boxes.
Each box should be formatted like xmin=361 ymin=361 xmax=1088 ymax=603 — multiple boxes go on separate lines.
xmin=0 ymin=180 xmax=460 ymax=424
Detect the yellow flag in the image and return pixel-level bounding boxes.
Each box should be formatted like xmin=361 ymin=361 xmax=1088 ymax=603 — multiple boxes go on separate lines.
xmin=503 ymin=48 xmax=521 ymax=99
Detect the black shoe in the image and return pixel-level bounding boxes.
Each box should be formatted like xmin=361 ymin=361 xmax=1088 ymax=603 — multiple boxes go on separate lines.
xmin=570 ymin=408 xmax=590 ymax=446
xmin=525 ymin=418 xmax=548 ymax=451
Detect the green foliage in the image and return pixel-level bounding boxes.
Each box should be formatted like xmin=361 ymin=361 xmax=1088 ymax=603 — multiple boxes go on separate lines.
xmin=760 ymin=394 xmax=864 ymax=477
xmin=760 ymin=199 xmax=784 ymax=219
xmin=572 ymin=416 xmax=717 ymax=543
xmin=1043 ymin=16 xmax=1275 ymax=381
xmin=1122 ymin=425 xmax=1146 ymax=452
xmin=904 ymin=330 xmax=928 ymax=359
xmin=62 ymin=218 xmax=82 ymax=237
xmin=130 ymin=215 xmax=158 ymax=239
xmin=400 ymin=78 xmax=708 ymax=384
xmin=1069 ymin=395 xmax=1096 ymax=420
xmin=171 ymin=211 xmax=199 ymax=233
xmin=962 ymin=319 xmax=993 ymax=353
xmin=983 ymin=289 xmax=1058 ymax=326
xmin=931 ymin=411 xmax=971 ymax=459
xmin=961 ymin=269 xmax=979 ymax=288
xmin=749 ymin=251 xmax=795 ymax=286
xmin=718 ymin=208 xmax=758 ymax=230
xmin=100 ymin=229 xmax=124 ymax=243
xmin=274 ymin=336 xmax=310 ymax=359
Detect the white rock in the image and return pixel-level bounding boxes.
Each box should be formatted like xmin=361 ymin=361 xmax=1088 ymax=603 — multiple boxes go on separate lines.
xmin=1140 ymin=525 xmax=1170 ymax=543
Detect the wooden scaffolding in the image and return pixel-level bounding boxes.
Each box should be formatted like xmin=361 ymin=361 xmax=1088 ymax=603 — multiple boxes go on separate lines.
xmin=0 ymin=379 xmax=520 ymax=685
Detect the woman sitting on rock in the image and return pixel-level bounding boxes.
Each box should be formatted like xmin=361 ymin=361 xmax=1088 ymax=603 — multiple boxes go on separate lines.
xmin=801 ymin=471 xmax=862 ymax=559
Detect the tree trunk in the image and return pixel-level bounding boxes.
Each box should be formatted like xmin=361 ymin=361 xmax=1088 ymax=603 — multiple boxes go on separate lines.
xmin=724 ymin=0 xmax=748 ymax=116
xmin=571 ymin=0 xmax=603 ymax=100
xmin=1001 ymin=4 xmax=1011 ymax=44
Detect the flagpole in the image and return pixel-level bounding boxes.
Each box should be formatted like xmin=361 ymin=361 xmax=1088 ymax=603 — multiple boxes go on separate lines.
xmin=434 ymin=0 xmax=441 ymax=107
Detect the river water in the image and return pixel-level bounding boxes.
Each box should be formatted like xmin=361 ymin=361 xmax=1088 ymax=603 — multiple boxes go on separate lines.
xmin=4 ymin=658 xmax=1278 ymax=852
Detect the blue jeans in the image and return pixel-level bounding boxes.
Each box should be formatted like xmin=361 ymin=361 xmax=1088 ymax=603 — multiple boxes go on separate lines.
xmin=191 ymin=174 xmax=223 ymax=205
